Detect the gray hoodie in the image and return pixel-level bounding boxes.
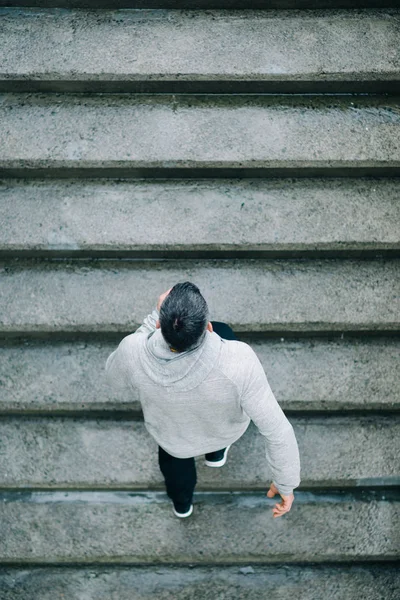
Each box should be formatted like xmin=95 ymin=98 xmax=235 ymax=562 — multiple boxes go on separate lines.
xmin=106 ymin=309 xmax=300 ymax=496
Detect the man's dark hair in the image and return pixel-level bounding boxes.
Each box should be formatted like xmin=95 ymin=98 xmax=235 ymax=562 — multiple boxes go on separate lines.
xmin=159 ymin=282 xmax=209 ymax=352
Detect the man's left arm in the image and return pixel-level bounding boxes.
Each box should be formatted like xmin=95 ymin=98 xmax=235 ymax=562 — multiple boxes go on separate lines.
xmin=105 ymin=289 xmax=171 ymax=391
xmin=133 ymin=288 xmax=172 ymax=337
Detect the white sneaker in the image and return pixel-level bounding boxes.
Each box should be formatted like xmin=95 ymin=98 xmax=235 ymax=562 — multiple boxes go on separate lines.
xmin=172 ymin=504 xmax=193 ymax=518
xmin=204 ymin=445 xmax=231 ymax=468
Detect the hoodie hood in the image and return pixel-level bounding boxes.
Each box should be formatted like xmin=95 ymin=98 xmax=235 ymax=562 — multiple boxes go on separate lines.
xmin=139 ymin=327 xmax=222 ymax=390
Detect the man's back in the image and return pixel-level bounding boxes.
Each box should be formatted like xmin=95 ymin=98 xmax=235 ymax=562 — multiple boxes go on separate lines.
xmin=107 ymin=325 xmax=249 ymax=457
xmin=106 ymin=306 xmax=300 ymax=497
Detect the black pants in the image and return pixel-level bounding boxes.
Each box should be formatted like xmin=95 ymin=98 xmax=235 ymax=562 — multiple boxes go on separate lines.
xmin=158 ymin=321 xmax=237 ymax=509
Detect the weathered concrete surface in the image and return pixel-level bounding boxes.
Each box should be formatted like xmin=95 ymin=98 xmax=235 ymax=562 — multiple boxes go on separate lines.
xmin=0 ymin=418 xmax=398 ymax=489
xmin=0 ymin=95 xmax=399 ymax=177
xmin=0 ymin=3 xmax=399 ymax=16
xmin=1 ymin=1 xmax=398 ymax=8
xmin=1 ymin=9 xmax=399 ymax=93
xmin=0 ymin=565 xmax=399 ymax=600
xmin=1 ymin=179 xmax=399 ymax=256
xmin=0 ymin=491 xmax=398 ymax=563
xmin=0 ymin=259 xmax=399 ymax=334
xmin=1 ymin=337 xmax=399 ymax=413
xmin=249 ymin=337 xmax=400 ymax=411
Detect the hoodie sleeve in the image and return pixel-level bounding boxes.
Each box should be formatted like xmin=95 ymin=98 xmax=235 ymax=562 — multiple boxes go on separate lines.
xmin=239 ymin=347 xmax=301 ymax=496
xmin=134 ymin=308 xmax=160 ymax=336
xmin=105 ymin=335 xmax=133 ymax=393
xmin=105 ymin=308 xmax=159 ymax=392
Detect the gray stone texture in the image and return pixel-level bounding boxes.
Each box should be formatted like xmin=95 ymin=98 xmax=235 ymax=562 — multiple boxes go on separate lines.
xmin=0 ymin=259 xmax=398 ymax=334
xmin=1 ymin=179 xmax=399 ymax=255
xmin=1 ymin=1 xmax=399 ymax=8
xmin=0 ymin=491 xmax=398 ymax=563
xmin=0 ymin=95 xmax=399 ymax=173
xmin=0 ymin=565 xmax=399 ymax=600
xmin=1 ymin=9 xmax=398 ymax=88
xmin=0 ymin=418 xmax=398 ymax=489
xmin=1 ymin=337 xmax=399 ymax=412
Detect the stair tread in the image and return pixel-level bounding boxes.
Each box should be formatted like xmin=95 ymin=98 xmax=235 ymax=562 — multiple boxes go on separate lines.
xmin=1 ymin=259 xmax=399 ymax=334
xmin=1 ymin=8 xmax=399 ymax=92
xmin=0 ymin=491 xmax=398 ymax=563
xmin=1 ymin=179 xmax=399 ymax=255
xmin=0 ymin=565 xmax=399 ymax=600
xmin=1 ymin=95 xmax=399 ymax=176
xmin=1 ymin=1 xmax=399 ymax=9
xmin=1 ymin=418 xmax=398 ymax=488
xmin=1 ymin=338 xmax=398 ymax=412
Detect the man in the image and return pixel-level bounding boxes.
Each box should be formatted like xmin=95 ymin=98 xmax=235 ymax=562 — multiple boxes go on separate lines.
xmin=106 ymin=282 xmax=300 ymax=518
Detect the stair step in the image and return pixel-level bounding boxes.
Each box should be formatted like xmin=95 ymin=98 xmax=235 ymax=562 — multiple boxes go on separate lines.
xmin=1 ymin=1 xmax=398 ymax=9
xmin=1 ymin=179 xmax=399 ymax=258
xmin=1 ymin=9 xmax=399 ymax=94
xmin=0 ymin=490 xmax=398 ymax=563
xmin=0 ymin=417 xmax=398 ymax=489
xmin=1 ymin=259 xmax=399 ymax=336
xmin=1 ymin=337 xmax=398 ymax=413
xmin=1 ymin=95 xmax=399 ymax=178
xmin=1 ymin=565 xmax=399 ymax=600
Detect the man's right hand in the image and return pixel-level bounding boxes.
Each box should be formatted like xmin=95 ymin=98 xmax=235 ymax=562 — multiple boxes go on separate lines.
xmin=267 ymin=482 xmax=294 ymax=518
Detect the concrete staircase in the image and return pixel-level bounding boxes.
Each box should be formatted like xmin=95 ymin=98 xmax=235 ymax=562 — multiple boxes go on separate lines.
xmin=0 ymin=5 xmax=399 ymax=599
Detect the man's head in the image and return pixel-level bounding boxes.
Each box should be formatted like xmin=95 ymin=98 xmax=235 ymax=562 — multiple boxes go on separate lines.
xmin=157 ymin=282 xmax=211 ymax=352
